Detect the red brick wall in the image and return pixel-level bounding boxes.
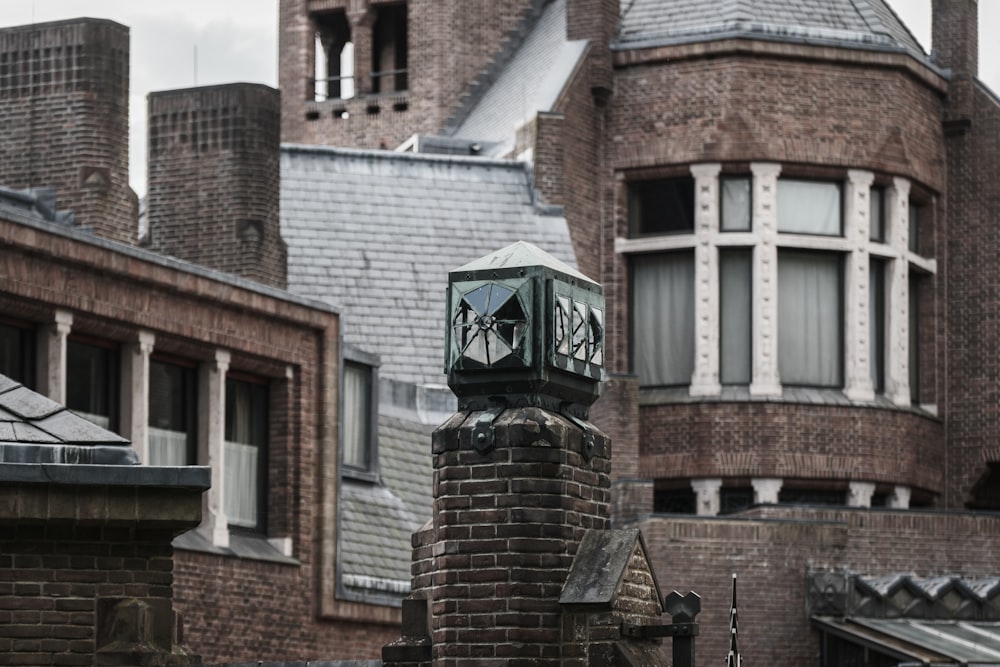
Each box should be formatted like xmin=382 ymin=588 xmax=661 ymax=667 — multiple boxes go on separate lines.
xmin=147 ymin=84 xmax=287 ymax=289
xmin=932 ymin=0 xmax=978 ymax=77
xmin=0 ymin=19 xmax=137 ymax=244
xmin=279 ymin=0 xmax=540 ymax=147
xmin=639 ymin=401 xmax=944 ymax=497
xmin=942 ymin=82 xmax=1000 ymax=506
xmin=0 ymin=217 xmax=405 ymax=662
xmin=641 ymin=508 xmax=1000 ymax=665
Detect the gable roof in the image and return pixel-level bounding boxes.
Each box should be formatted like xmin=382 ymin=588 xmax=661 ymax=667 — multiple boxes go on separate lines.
xmin=617 ymin=0 xmax=927 ymax=60
xmin=280 ymin=145 xmax=578 ymax=387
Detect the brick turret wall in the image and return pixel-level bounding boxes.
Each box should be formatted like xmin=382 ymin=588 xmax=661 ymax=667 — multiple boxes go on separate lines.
xmin=0 ymin=19 xmax=137 ymax=243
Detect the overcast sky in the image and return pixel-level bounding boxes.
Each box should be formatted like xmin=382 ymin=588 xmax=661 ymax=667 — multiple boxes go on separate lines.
xmin=1 ymin=1 xmax=997 ymax=197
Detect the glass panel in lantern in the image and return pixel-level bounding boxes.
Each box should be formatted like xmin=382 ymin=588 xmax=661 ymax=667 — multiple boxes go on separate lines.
xmin=573 ymin=301 xmax=589 ymax=361
xmin=556 ymin=296 xmax=571 ymax=356
xmin=589 ymin=307 xmax=604 ymax=366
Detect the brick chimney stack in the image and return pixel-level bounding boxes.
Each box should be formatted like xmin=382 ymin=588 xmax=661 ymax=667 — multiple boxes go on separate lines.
xmin=932 ymin=0 xmax=979 ymax=77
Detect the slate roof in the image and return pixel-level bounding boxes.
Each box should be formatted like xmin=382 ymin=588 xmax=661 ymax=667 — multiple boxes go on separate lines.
xmin=450 ymin=0 xmax=588 ymax=157
xmin=0 ymin=374 xmax=137 ymax=465
xmin=280 ymin=144 xmax=578 ymax=387
xmin=617 ymin=0 xmax=927 ymax=60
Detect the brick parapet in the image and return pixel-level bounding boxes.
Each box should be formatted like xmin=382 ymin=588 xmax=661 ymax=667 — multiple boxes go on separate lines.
xmin=639 ymin=400 xmax=944 ymax=495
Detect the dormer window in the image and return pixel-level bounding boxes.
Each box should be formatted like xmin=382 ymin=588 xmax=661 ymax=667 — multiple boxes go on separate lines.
xmin=371 ymin=3 xmax=407 ymax=94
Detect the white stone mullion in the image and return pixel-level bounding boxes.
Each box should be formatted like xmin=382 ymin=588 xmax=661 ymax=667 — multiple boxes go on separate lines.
xmin=886 ymin=177 xmax=911 ymax=406
xmin=750 ymin=163 xmax=782 ymax=396
xmin=844 ymin=170 xmax=875 ymax=401
xmin=691 ymin=478 xmax=722 ymax=516
xmin=689 ymin=163 xmax=722 ymax=397
xmin=120 ymin=330 xmax=155 ymax=464
xmin=37 ymin=309 xmax=73 ymax=403
xmin=199 ymin=349 xmax=231 ymax=548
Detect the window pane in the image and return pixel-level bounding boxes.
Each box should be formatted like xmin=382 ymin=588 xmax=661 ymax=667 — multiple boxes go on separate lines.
xmin=720 ymin=249 xmax=752 ymax=384
xmin=778 ymin=251 xmax=842 ymax=386
xmin=909 ymin=202 xmax=921 ymax=254
xmin=910 ymin=276 xmax=921 ymax=403
xmin=777 ymin=180 xmax=841 ymax=236
xmin=869 ymin=260 xmax=886 ymax=392
xmin=629 ymin=178 xmax=695 ymax=236
xmin=721 ymin=178 xmax=751 ymax=231
xmin=66 ymin=340 xmax=116 ymax=430
xmin=343 ymin=362 xmax=372 ymax=470
xmin=148 ymin=360 xmax=194 ymax=466
xmin=0 ymin=324 xmax=30 ymax=385
xmin=869 ymin=188 xmax=885 ymax=242
xmin=632 ymin=252 xmax=694 ymax=386
xmin=225 ymin=378 xmax=267 ymax=530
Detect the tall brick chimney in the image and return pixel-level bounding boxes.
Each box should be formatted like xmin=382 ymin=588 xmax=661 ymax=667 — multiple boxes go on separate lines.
xmin=146 ymin=83 xmax=287 ymax=289
xmin=0 ymin=19 xmax=138 ymax=243
xmin=566 ymin=0 xmax=618 ymax=102
xmin=932 ymin=0 xmax=979 ymax=76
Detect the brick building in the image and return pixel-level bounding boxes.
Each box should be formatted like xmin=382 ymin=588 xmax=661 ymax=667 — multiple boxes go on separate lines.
xmin=276 ymin=0 xmax=1000 ymax=663
xmin=4 ymin=0 xmax=1000 ymax=663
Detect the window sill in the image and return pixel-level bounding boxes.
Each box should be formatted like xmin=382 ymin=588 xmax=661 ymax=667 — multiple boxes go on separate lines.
xmin=638 ymin=385 xmax=939 ymax=417
xmin=173 ymin=530 xmax=299 ymax=566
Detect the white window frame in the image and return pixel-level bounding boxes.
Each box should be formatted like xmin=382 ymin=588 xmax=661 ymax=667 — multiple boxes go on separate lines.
xmin=618 ymin=164 xmax=936 ymax=408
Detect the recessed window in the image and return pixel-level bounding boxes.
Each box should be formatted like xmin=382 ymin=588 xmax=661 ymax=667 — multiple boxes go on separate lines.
xmin=67 ymin=339 xmax=118 ymax=431
xmin=313 ymin=10 xmax=354 ymax=101
xmin=653 ymin=488 xmax=695 ymax=514
xmin=778 ymin=251 xmax=843 ymax=387
xmin=778 ymin=488 xmax=846 ymax=506
xmin=720 ymin=487 xmax=754 ymax=514
xmin=629 ymin=178 xmax=695 ymax=236
xmin=869 ymin=259 xmax=887 ymax=393
xmin=342 ymin=360 xmax=377 ymax=476
xmin=148 ymin=359 xmax=196 ymax=466
xmin=869 ymin=187 xmax=886 ymax=242
xmin=909 ymin=202 xmax=921 ymax=254
xmin=721 ymin=177 xmax=752 ymax=232
xmin=371 ymin=3 xmax=407 ymax=94
xmin=778 ymin=180 xmax=842 ymax=236
xmin=225 ymin=377 xmax=268 ymax=532
xmin=0 ymin=321 xmax=34 ymax=387
xmin=631 ymin=252 xmax=694 ymax=386
xmin=720 ymin=249 xmax=752 ymax=385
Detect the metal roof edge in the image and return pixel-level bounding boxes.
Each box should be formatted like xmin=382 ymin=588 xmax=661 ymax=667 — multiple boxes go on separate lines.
xmin=281 ymin=142 xmax=532 ymax=173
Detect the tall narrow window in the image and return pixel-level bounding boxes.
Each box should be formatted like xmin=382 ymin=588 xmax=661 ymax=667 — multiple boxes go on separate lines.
xmin=778 ymin=251 xmax=843 ymax=387
xmin=631 ymin=252 xmax=694 ymax=386
xmin=721 ymin=177 xmax=752 ymax=232
xmin=720 ymin=249 xmax=752 ymax=384
xmin=148 ymin=359 xmax=196 ymax=466
xmin=869 ymin=259 xmax=886 ymax=392
xmin=870 ymin=187 xmax=885 ymax=242
xmin=225 ymin=377 xmax=268 ymax=532
xmin=313 ymin=11 xmax=353 ymax=101
xmin=629 ymin=178 xmax=695 ymax=236
xmin=909 ymin=275 xmax=922 ymax=404
xmin=777 ymin=180 xmax=842 ymax=236
xmin=371 ymin=3 xmax=407 ymax=93
xmin=0 ymin=321 xmax=34 ymax=387
xmin=909 ymin=202 xmax=921 ymax=254
xmin=343 ymin=361 xmax=376 ymax=475
xmin=67 ymin=339 xmax=118 ymax=431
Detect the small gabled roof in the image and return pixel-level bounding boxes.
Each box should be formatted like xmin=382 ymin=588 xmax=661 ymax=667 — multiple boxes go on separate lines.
xmin=561 ymin=528 xmax=664 ymax=612
xmin=617 ymin=0 xmax=928 ymax=62
xmin=0 ymin=374 xmax=136 ymax=465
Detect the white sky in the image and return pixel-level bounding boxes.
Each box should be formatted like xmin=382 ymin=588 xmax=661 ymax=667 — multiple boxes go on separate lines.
xmin=0 ymin=0 xmax=997 ymax=198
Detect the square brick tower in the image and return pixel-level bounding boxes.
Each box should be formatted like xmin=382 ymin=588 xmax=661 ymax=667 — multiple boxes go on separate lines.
xmin=0 ymin=19 xmax=137 ymax=243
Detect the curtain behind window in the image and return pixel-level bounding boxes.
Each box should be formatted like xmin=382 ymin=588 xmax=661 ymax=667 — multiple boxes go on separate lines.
xmin=225 ymin=379 xmax=265 ymax=530
xmin=778 ymin=251 xmax=842 ymax=386
xmin=778 ymin=180 xmax=841 ymax=236
xmin=720 ymin=249 xmax=752 ymax=384
xmin=632 ymin=253 xmax=694 ymax=386
xmin=342 ymin=362 xmax=371 ymax=470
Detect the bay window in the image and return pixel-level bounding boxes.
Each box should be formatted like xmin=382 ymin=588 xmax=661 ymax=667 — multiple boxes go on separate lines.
xmin=342 ymin=356 xmax=378 ymax=479
xmin=621 ymin=165 xmax=934 ymax=406
xmin=67 ymin=338 xmax=118 ymax=431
